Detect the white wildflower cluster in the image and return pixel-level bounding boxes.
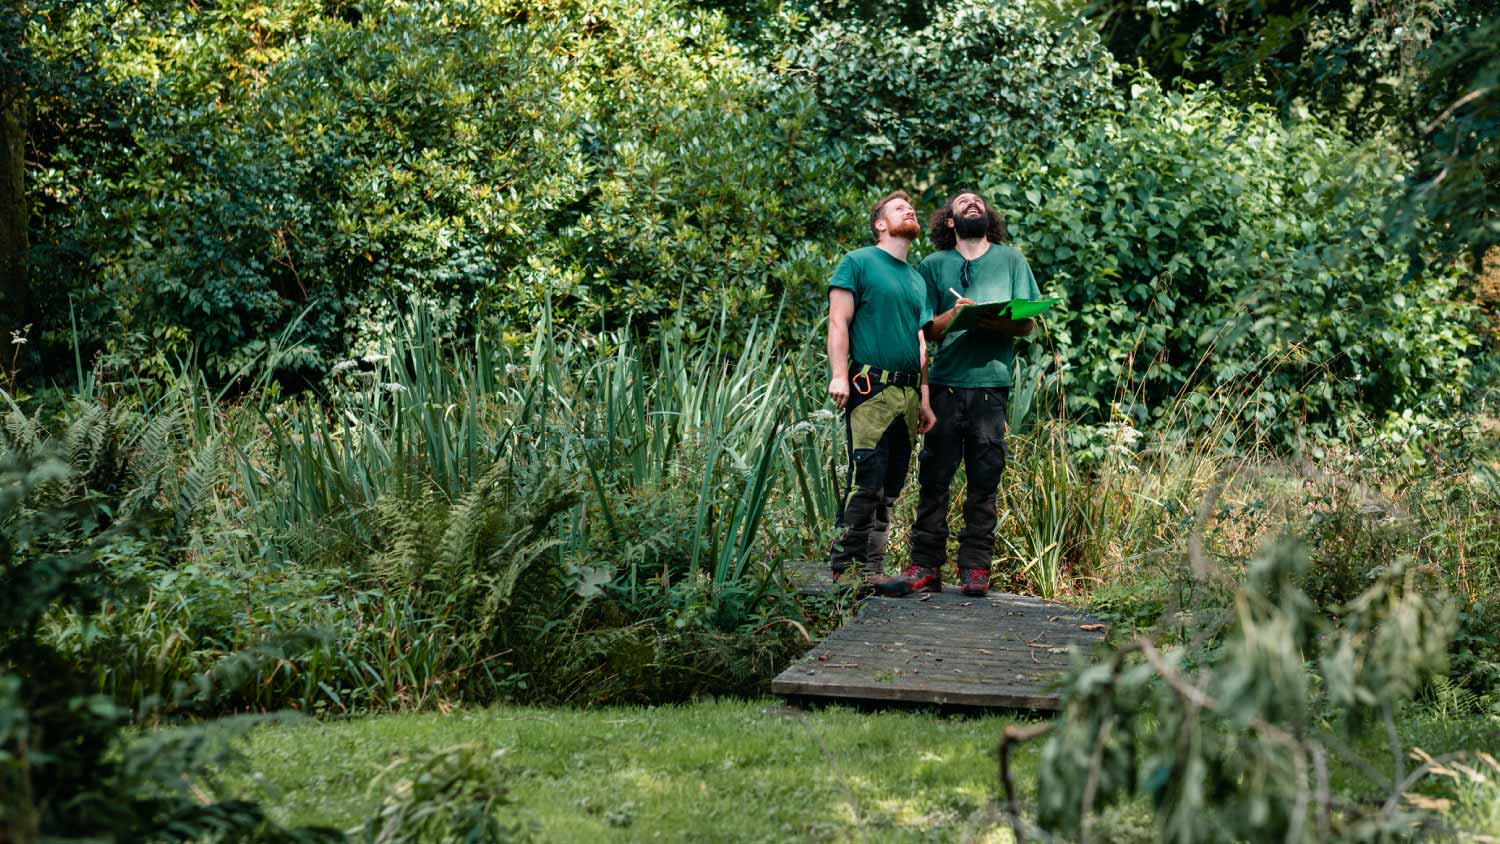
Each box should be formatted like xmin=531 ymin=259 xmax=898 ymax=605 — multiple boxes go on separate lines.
xmin=1090 ymin=415 xmax=1143 ymax=459
xmin=331 ymin=359 xmax=359 ymax=376
xmin=1101 ymin=420 xmax=1141 ymax=448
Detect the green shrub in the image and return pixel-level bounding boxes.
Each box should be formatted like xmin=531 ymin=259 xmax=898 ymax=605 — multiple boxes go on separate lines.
xmin=31 ymin=0 xmax=856 ymax=379
xmin=785 ymin=0 xmax=1120 ymax=188
xmin=987 ymin=84 xmax=1485 ymax=443
xmin=0 ymin=447 xmax=340 ymax=843
xmin=360 ymin=744 xmax=534 ymax=844
xmin=1028 ymin=540 xmax=1460 ymax=844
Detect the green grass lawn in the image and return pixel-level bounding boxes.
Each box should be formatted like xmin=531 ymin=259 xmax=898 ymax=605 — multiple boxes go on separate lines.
xmin=227 ymin=699 xmax=1094 ymax=843
xmin=226 ymin=698 xmax=1497 ymax=843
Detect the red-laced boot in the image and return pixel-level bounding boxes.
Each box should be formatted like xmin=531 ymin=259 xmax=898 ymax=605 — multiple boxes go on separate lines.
xmin=873 ymin=564 xmax=943 ymax=597
xmin=958 ymin=568 xmax=990 ymax=597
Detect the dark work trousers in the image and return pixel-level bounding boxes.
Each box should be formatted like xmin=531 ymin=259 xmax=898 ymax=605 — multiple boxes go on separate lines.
xmin=909 ymin=386 xmax=1009 ymax=573
xmin=828 ymin=382 xmax=918 ymax=576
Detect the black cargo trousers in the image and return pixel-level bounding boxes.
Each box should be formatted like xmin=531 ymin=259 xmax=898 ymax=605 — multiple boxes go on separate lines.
xmin=908 ymin=385 xmax=1009 ymax=573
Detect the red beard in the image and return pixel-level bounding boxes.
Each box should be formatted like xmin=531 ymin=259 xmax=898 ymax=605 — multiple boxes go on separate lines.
xmin=889 ymin=219 xmax=921 ymax=241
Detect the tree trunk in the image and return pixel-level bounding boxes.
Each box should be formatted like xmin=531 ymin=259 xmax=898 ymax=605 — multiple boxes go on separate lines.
xmin=0 ymin=88 xmax=28 ymax=336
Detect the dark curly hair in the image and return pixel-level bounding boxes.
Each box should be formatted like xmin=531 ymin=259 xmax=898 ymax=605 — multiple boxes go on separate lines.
xmin=927 ymin=190 xmax=1007 ymax=251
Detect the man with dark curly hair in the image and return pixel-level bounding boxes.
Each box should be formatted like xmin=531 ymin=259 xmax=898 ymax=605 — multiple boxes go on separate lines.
xmin=826 ymin=190 xmax=936 ymax=593
xmin=876 ymin=189 xmax=1040 ymax=598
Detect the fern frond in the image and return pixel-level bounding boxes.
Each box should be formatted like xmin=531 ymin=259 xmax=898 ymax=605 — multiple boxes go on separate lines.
xmin=65 ymin=402 xmax=108 ymax=478
xmin=473 ymin=476 xmax=581 ymax=634
xmin=371 ymin=483 xmax=444 ymax=592
xmin=123 ymin=410 xmax=184 ymax=516
xmin=478 ymin=536 xmax=565 ymax=627
xmin=435 ymin=480 xmax=497 ymax=590
xmin=173 ymin=435 xmax=222 ymax=539
xmin=1 ymin=404 xmax=42 ymax=458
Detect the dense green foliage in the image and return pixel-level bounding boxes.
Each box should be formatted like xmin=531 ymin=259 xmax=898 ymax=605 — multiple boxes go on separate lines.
xmin=1085 ymin=0 xmax=1500 ymax=265
xmin=7 ymin=322 xmax=820 ymax=719
xmin=13 ymin=0 xmax=1490 ymax=440
xmin=5 ymin=0 xmax=1500 ymax=839
xmin=1085 ymin=0 xmax=1464 ymax=130
xmin=993 ymin=85 xmax=1483 ymax=439
xmin=0 ymin=449 xmax=343 ymax=843
xmin=1035 ymin=541 xmax=1477 ymax=843
xmin=28 ymin=0 xmax=857 ymax=380
xmin=1402 ymin=14 xmax=1500 ymax=264
xmin=786 ymin=0 xmax=1119 ymax=185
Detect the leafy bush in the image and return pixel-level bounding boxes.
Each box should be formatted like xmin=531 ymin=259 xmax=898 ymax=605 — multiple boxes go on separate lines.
xmin=20 ymin=0 xmax=1491 ymax=448
xmin=29 ymin=0 xmax=856 ymax=379
xmin=1019 ymin=539 xmax=1461 ymax=844
xmin=0 ymin=448 xmax=339 ymax=843
xmin=785 ymin=0 xmax=1120 ymax=187
xmin=988 ymin=84 xmax=1485 ymax=442
xmin=360 ymin=744 xmax=534 ymax=844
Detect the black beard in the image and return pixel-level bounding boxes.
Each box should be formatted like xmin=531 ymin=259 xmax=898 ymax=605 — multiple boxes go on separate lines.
xmin=953 ymin=213 xmax=989 ymax=240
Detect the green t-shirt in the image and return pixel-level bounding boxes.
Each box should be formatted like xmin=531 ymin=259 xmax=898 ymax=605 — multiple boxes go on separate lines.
xmin=829 ymin=246 xmax=932 ymax=373
xmin=920 ymin=244 xmax=1041 ymax=388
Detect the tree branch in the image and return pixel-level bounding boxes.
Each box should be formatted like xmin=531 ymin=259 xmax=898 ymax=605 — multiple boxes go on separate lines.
xmin=998 ymin=721 xmax=1053 ymax=844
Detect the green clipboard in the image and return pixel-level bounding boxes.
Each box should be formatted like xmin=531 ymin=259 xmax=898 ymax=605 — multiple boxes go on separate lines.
xmin=947 ymin=296 xmax=1062 ymax=333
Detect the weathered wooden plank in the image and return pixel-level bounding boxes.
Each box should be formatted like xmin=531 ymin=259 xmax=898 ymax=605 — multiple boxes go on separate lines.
xmin=782 ymin=650 xmax=1065 ymax=678
xmin=772 ymin=590 xmax=1106 ymax=711
xmin=796 ymin=635 xmax=1089 ymax=662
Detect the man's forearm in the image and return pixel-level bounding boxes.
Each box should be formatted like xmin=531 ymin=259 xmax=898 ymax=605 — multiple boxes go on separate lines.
xmin=828 ymin=322 xmax=850 ymax=379
xmin=928 ymin=307 xmax=960 ymax=339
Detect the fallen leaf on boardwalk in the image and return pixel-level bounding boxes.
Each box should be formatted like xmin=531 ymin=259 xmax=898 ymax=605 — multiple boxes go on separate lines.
xmin=818 ymin=654 xmax=829 ymax=661
xmin=1080 ymin=623 xmax=1106 ymax=632
xmin=976 ymin=648 xmax=994 ymax=655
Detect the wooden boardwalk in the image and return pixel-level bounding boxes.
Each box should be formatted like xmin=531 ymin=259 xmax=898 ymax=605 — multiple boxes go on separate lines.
xmin=773 ymin=590 xmax=1106 ymax=710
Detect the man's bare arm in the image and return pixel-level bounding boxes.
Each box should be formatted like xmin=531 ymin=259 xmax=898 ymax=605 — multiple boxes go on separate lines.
xmin=917 ymin=328 xmax=935 ymax=434
xmin=926 ymin=296 xmax=976 ymax=340
xmin=828 ymin=289 xmax=855 ymax=409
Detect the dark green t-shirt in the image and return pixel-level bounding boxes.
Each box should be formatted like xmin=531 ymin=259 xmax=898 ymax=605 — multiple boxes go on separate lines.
xmin=920 ymin=244 xmax=1041 ymax=388
xmin=829 ymin=246 xmax=932 ymax=373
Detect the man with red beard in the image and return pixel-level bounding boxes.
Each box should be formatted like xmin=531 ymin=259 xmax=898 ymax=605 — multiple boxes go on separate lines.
xmin=826 ymin=191 xmax=936 ymax=592
xmin=877 ymin=189 xmax=1039 ymax=598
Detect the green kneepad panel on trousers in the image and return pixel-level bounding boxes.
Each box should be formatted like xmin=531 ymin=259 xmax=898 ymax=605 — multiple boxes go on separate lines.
xmin=848 ymin=386 xmax=919 ymax=451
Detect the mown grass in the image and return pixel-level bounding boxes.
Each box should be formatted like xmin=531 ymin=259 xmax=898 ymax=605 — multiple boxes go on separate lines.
xmin=228 ymin=700 xmax=1051 ymax=843
xmin=220 ymin=699 xmax=1499 ymax=843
